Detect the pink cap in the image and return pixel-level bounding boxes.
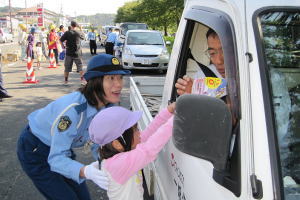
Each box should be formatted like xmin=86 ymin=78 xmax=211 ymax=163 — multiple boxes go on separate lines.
xmin=89 ymin=106 xmax=143 ymax=145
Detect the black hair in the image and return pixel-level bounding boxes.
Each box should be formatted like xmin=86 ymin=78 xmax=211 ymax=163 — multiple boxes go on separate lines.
xmin=78 ymin=76 xmax=106 ymax=107
xmin=36 ymin=42 xmax=41 ymax=47
xmin=59 ymin=25 xmax=64 ymax=30
xmin=68 ymin=26 xmax=71 ymax=31
xmin=99 ymin=124 xmax=136 ymax=160
xmin=206 ymin=28 xmax=218 ymax=39
xmin=71 ymin=21 xmax=78 ymax=28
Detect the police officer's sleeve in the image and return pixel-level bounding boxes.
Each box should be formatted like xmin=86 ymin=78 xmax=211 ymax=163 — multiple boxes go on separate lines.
xmin=47 ymin=108 xmax=85 ymax=184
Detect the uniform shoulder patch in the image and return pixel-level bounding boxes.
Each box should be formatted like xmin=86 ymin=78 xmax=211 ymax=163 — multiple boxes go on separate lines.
xmin=57 ymin=116 xmax=72 ymax=132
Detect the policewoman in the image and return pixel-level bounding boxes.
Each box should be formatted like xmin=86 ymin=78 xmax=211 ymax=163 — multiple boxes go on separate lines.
xmin=17 ymin=54 xmax=130 ymax=200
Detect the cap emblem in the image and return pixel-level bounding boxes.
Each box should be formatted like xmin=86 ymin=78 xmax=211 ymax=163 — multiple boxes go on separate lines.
xmin=112 ymin=58 xmax=120 ymax=65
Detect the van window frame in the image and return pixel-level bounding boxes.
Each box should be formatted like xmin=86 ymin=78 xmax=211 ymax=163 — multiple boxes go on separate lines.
xmin=171 ymin=6 xmax=241 ymax=196
xmin=253 ymin=7 xmax=300 ymax=199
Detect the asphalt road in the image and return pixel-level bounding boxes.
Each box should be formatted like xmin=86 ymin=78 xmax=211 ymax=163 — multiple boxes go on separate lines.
xmin=0 ymin=41 xmax=160 ymax=200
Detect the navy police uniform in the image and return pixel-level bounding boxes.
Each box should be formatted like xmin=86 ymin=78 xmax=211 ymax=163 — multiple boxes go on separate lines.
xmin=17 ymin=54 xmax=130 ymax=200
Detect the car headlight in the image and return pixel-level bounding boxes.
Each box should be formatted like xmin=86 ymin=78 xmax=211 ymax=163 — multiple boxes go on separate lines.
xmin=160 ymin=48 xmax=169 ymax=56
xmin=124 ymin=47 xmax=132 ymax=55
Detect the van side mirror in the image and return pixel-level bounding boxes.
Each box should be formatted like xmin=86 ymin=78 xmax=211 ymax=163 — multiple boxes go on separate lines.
xmin=173 ymin=94 xmax=232 ymax=171
xmin=166 ymin=41 xmax=171 ymax=45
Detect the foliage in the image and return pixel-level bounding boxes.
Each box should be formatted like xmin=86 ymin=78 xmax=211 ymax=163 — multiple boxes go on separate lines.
xmin=164 ymin=35 xmax=175 ymax=53
xmin=0 ymin=6 xmax=22 ymax=14
xmin=115 ymin=1 xmax=141 ymax=23
xmin=115 ymin=0 xmax=184 ymax=36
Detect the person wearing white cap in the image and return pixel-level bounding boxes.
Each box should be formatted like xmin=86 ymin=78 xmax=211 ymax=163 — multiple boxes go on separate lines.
xmin=89 ymin=103 xmax=175 ymax=200
xmin=17 ymin=54 xmax=130 ymax=200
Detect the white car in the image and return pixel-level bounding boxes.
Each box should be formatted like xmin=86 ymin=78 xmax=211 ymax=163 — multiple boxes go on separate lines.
xmin=122 ymin=30 xmax=170 ymax=73
xmin=0 ymin=28 xmax=13 ymax=43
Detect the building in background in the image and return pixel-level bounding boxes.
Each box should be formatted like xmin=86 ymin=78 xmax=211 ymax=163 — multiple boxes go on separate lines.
xmin=15 ymin=6 xmax=60 ymax=28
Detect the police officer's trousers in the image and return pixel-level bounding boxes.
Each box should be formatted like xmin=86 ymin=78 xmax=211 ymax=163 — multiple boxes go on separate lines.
xmin=17 ymin=125 xmax=91 ymax=200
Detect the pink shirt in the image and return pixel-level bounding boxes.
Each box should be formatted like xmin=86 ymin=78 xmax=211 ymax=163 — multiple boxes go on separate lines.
xmin=104 ymin=108 xmax=173 ymax=184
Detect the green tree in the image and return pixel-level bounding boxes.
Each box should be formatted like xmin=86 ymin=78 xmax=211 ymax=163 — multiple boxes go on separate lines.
xmin=115 ymin=1 xmax=141 ymax=23
xmin=115 ymin=0 xmax=184 ymax=36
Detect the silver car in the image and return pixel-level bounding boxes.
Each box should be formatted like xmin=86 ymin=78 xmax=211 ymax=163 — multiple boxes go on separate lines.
xmin=122 ymin=30 xmax=170 ymax=72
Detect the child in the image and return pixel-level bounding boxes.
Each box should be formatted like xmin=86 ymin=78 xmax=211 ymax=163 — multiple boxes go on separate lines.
xmin=35 ymin=42 xmax=42 ymax=70
xmin=88 ymin=103 xmax=175 ymax=200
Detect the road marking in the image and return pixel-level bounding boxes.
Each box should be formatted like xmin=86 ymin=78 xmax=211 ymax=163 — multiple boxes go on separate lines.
xmin=7 ymin=62 xmax=17 ymax=66
xmin=0 ymin=42 xmax=18 ymax=46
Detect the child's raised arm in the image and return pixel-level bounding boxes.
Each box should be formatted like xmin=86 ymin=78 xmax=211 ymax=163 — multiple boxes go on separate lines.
xmin=141 ymin=102 xmax=175 ymax=142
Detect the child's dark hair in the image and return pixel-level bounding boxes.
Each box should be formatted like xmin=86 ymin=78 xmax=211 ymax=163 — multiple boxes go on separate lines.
xmin=36 ymin=42 xmax=41 ymax=47
xmin=99 ymin=124 xmax=136 ymax=160
xmin=78 ymin=76 xmax=106 ymax=107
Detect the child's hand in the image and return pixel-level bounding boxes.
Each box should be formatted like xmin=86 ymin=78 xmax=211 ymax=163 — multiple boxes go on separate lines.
xmin=167 ymin=102 xmax=176 ymax=114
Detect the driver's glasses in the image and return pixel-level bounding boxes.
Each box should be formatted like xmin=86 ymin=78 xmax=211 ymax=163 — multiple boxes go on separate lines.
xmin=205 ymin=48 xmax=223 ymax=58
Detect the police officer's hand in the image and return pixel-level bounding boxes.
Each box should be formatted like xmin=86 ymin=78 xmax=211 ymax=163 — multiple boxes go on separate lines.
xmin=175 ymin=75 xmax=193 ymax=95
xmin=83 ymin=161 xmax=109 ymax=190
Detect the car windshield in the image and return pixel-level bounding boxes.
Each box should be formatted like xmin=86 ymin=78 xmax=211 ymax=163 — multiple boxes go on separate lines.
xmin=259 ymin=10 xmax=300 ymax=199
xmin=127 ymin=32 xmax=164 ymax=45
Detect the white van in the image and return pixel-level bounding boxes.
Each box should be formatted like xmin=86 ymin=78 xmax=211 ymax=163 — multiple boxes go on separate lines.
xmin=130 ymin=0 xmax=300 ymax=199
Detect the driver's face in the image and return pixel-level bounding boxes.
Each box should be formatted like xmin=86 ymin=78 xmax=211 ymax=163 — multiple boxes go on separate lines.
xmin=207 ymin=35 xmax=225 ymax=78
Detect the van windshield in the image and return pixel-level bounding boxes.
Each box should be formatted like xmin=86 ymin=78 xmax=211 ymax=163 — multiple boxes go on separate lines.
xmin=260 ymin=10 xmax=300 ymax=199
xmin=127 ymin=32 xmax=164 ymax=45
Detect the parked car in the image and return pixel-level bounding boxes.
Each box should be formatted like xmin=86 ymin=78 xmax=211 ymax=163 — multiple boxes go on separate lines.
xmin=122 ymin=30 xmax=170 ymax=73
xmin=0 ymin=28 xmax=13 ymax=43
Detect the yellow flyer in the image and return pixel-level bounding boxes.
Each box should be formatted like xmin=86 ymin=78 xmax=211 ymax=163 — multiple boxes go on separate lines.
xmin=192 ymin=77 xmax=227 ymax=98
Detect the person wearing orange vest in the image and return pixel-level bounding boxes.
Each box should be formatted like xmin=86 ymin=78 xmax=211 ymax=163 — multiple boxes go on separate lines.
xmin=48 ymin=25 xmax=60 ymax=66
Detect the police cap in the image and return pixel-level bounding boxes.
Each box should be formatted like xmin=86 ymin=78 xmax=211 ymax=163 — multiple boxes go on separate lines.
xmin=83 ymin=54 xmax=130 ymax=81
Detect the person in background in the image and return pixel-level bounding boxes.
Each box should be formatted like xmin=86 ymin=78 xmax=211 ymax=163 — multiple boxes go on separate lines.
xmin=0 ymin=49 xmax=12 ymax=101
xmin=87 ymin=29 xmax=97 ymax=55
xmin=18 ymin=24 xmax=28 ymax=61
xmin=48 ymin=24 xmax=60 ymax=66
xmin=35 ymin=42 xmax=43 ymax=70
xmin=57 ymin=25 xmax=66 ymax=61
xmin=26 ymin=28 xmax=35 ymax=60
xmin=39 ymin=27 xmax=49 ymax=59
xmin=60 ymin=21 xmax=85 ymax=85
xmin=105 ymin=28 xmax=117 ymax=55
xmin=89 ymin=102 xmax=175 ymax=200
xmin=17 ymin=54 xmax=131 ymax=200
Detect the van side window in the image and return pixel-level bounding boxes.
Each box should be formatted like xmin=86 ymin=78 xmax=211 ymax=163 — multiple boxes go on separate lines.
xmin=172 ymin=19 xmax=241 ymax=196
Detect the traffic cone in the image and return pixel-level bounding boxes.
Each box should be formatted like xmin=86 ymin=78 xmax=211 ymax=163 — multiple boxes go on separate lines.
xmin=48 ymin=49 xmax=57 ymax=68
xmin=23 ymin=57 xmax=39 ymax=84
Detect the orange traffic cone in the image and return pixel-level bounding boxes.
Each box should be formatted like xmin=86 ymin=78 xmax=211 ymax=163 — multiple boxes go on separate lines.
xmin=48 ymin=49 xmax=57 ymax=68
xmin=23 ymin=57 xmax=39 ymax=84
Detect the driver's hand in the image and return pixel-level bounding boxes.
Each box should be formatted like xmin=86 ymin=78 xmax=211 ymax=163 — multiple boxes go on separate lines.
xmin=175 ymin=75 xmax=193 ymax=95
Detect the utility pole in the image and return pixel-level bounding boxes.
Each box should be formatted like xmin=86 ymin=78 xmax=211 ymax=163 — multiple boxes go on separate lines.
xmin=25 ymin=0 xmax=27 ymax=28
xmin=8 ymin=0 xmax=13 ymax=33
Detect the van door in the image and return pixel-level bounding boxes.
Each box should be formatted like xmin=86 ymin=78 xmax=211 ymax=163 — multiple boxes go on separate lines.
xmin=253 ymin=8 xmax=300 ymax=199
xmin=155 ymin=5 xmax=243 ymax=200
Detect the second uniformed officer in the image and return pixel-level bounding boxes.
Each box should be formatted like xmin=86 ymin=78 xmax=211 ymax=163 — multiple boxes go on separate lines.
xmin=17 ymin=54 xmax=130 ymax=200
